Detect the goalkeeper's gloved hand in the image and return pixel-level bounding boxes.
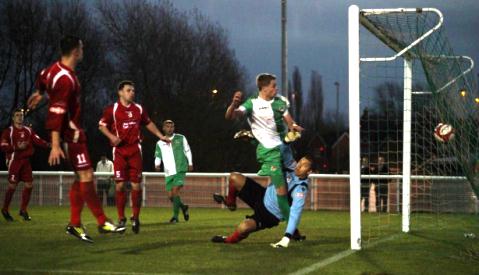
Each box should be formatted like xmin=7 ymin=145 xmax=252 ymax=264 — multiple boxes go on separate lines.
xmin=234 ymin=129 xmax=255 ymax=140
xmin=270 ymin=236 xmax=290 ymax=248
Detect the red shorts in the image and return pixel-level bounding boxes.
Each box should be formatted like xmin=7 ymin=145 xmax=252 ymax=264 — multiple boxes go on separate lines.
xmin=7 ymin=158 xmax=32 ymax=183
xmin=63 ymin=142 xmax=92 ymax=171
xmin=113 ymin=144 xmax=142 ymax=183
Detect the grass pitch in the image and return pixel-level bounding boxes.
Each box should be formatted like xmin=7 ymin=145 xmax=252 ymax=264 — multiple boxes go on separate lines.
xmin=0 ymin=207 xmax=478 ymax=274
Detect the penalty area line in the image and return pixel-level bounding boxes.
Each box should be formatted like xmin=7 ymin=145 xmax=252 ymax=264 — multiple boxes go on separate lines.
xmin=1 ymin=268 xmax=187 ymax=275
xmin=289 ymin=234 xmax=400 ymax=275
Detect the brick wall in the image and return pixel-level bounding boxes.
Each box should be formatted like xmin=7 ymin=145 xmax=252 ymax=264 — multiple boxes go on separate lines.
xmin=0 ymin=174 xmax=477 ymax=213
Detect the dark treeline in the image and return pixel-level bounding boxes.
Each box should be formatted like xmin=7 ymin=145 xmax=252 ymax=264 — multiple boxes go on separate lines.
xmin=0 ymin=0 xmax=257 ymax=172
xmin=288 ymin=66 xmax=347 ymax=172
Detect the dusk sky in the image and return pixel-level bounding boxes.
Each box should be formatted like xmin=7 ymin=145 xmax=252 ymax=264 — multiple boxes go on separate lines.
xmin=173 ymin=0 xmax=479 ymax=116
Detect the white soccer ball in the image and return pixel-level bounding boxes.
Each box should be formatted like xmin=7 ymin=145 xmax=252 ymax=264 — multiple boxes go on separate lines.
xmin=434 ymin=123 xmax=455 ymax=143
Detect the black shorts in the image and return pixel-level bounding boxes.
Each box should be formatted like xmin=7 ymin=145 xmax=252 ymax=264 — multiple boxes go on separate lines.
xmin=238 ymin=177 xmax=280 ymax=230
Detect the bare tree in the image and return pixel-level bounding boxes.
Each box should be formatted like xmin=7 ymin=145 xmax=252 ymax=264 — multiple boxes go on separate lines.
xmin=291 ymin=66 xmax=303 ymax=123
xmin=302 ymin=70 xmax=324 ymax=133
xmin=0 ymin=0 xmax=58 ymax=127
xmin=97 ymin=0 xmax=246 ymax=171
xmin=0 ymin=0 xmax=246 ymax=171
xmin=0 ymin=0 xmax=112 ymax=169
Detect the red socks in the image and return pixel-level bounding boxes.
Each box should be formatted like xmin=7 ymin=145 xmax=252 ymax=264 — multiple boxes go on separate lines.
xmin=80 ymin=181 xmax=106 ymax=225
xmin=20 ymin=187 xmax=33 ymax=212
xmin=69 ymin=181 xmax=84 ymax=226
xmin=225 ymin=230 xmax=248 ymax=244
xmin=116 ymin=190 xmax=127 ymax=220
xmin=131 ymin=189 xmax=142 ymax=219
xmin=2 ymin=188 xmax=15 ymax=211
xmin=226 ymin=178 xmax=238 ymax=206
xmin=2 ymin=187 xmax=33 ymax=213
xmin=116 ymin=189 xmax=141 ymax=219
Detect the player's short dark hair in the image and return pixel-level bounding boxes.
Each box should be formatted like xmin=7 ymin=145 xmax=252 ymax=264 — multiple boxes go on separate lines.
xmin=13 ymin=108 xmax=24 ymax=115
xmin=117 ymin=80 xmax=135 ymax=91
xmin=11 ymin=108 xmax=24 ymax=121
xmin=60 ymin=35 xmax=81 ymax=56
xmin=256 ymin=73 xmax=276 ymax=90
xmin=163 ymin=119 xmax=174 ymax=126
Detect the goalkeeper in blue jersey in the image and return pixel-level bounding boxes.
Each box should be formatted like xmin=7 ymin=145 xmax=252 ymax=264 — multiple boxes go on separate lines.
xmin=212 ymin=156 xmax=312 ymax=247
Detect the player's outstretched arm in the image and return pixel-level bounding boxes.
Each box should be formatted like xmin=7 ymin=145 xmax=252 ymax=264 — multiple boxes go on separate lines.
xmin=146 ymin=122 xmax=170 ymax=143
xmin=225 ymin=91 xmax=244 ymax=120
xmin=283 ymin=113 xmax=304 ymax=132
xmin=27 ymin=90 xmax=44 ymax=110
xmin=146 ymin=122 xmax=169 ymax=143
xmin=29 ymin=68 xmax=48 ymax=110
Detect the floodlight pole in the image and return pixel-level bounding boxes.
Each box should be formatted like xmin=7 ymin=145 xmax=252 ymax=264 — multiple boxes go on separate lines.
xmin=335 ymin=81 xmax=340 ymax=171
xmin=281 ymin=0 xmax=288 ymax=98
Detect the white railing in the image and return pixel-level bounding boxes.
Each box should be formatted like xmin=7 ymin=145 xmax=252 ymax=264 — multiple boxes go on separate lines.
xmin=0 ymin=171 xmax=474 ymax=211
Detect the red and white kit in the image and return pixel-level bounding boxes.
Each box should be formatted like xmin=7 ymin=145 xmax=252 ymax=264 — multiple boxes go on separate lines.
xmin=1 ymin=126 xmax=48 ymax=183
xmin=35 ymin=60 xmax=109 ymax=227
xmin=99 ymin=101 xmax=151 ymax=183
xmin=35 ymin=61 xmax=91 ymax=171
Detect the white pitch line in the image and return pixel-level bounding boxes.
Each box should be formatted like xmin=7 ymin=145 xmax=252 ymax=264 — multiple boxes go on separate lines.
xmin=2 ymin=268 xmax=186 ymax=275
xmin=289 ymin=234 xmax=400 ymax=275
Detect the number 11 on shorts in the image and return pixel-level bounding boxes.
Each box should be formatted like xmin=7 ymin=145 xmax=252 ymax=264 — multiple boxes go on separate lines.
xmin=77 ymin=153 xmax=87 ymax=164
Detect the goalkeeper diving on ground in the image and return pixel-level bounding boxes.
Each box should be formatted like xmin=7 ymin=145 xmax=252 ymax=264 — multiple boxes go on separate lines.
xmin=211 ymin=156 xmax=312 ymax=248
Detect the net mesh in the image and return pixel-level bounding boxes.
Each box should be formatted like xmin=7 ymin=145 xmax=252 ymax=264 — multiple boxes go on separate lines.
xmin=358 ymin=8 xmax=478 ymax=242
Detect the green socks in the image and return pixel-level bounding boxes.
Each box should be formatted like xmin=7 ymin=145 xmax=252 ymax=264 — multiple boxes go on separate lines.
xmin=277 ymin=195 xmax=290 ymax=220
xmin=172 ymin=196 xmax=184 ymax=218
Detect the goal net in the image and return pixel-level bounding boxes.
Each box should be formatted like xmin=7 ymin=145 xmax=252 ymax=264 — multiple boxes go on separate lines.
xmin=348 ymin=5 xmax=479 ymax=250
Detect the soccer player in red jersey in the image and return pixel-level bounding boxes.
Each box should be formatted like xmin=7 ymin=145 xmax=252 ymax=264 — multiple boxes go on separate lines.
xmin=98 ymin=80 xmax=170 ymax=234
xmin=27 ymin=35 xmax=124 ymax=242
xmin=1 ymin=108 xmax=49 ymax=221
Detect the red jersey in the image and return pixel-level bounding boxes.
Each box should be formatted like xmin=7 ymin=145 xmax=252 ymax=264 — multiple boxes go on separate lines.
xmin=35 ymin=61 xmax=85 ymax=143
xmin=99 ymin=101 xmax=151 ymax=147
xmin=1 ymin=125 xmax=49 ymax=161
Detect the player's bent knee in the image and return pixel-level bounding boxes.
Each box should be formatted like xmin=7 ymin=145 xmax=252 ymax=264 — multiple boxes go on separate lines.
xmin=7 ymin=183 xmax=17 ymax=190
xmin=77 ymin=169 xmax=94 ymax=182
xmin=276 ymin=185 xmax=288 ymax=196
xmin=131 ymin=182 xmax=141 ymax=190
xmin=116 ymin=181 xmax=125 ymax=191
xmin=229 ymin=172 xmax=246 ymax=190
xmin=238 ymin=219 xmax=257 ymax=234
xmin=171 ymin=186 xmax=182 ymax=195
xmin=24 ymin=182 xmax=33 ymax=188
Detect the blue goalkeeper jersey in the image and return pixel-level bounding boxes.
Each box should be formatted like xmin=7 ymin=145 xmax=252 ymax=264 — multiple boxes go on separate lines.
xmin=264 ymin=171 xmax=309 ymax=235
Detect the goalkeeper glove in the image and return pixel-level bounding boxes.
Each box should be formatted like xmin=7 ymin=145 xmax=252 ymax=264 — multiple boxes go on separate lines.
xmin=270 ymin=236 xmax=290 ymax=248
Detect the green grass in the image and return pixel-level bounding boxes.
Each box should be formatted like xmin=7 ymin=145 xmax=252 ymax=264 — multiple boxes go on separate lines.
xmin=0 ymin=207 xmax=478 ymax=274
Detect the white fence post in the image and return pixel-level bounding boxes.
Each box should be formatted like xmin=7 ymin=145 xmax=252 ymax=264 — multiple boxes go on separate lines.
xmin=59 ymin=175 xmax=63 ymax=206
xmin=39 ymin=175 xmax=43 ymax=206
xmin=142 ymin=174 xmax=147 ymax=207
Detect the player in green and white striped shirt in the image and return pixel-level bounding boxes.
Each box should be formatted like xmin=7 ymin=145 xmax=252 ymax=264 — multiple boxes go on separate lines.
xmin=225 ymin=73 xmax=304 ymax=221
xmin=154 ymin=120 xmax=193 ymax=223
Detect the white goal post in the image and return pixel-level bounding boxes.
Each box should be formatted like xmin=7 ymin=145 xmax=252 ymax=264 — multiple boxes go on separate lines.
xmin=348 ymin=5 xmax=474 ymax=250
